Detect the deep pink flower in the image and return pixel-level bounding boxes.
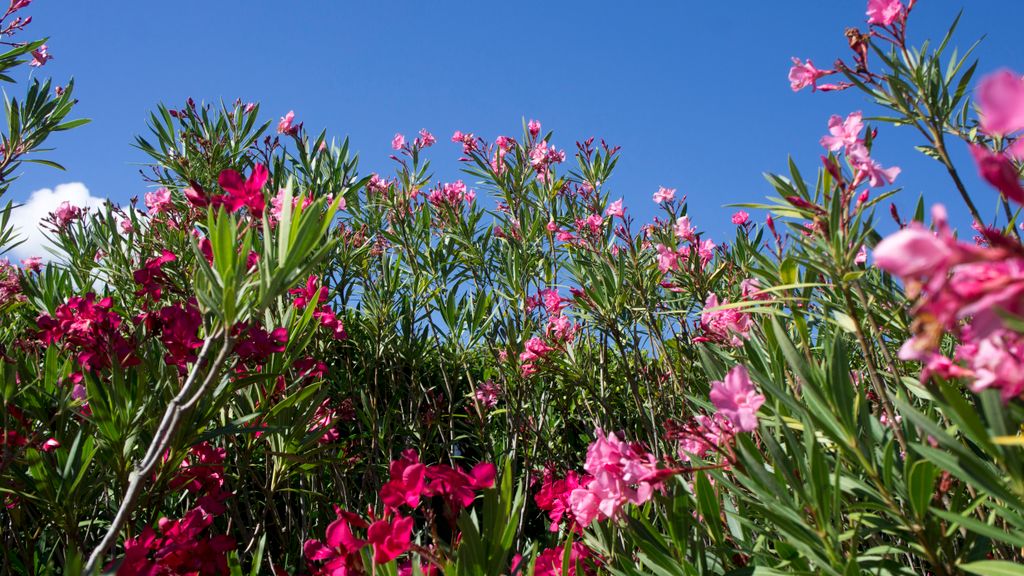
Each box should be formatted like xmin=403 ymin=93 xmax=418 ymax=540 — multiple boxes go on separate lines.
xmin=731 ymin=211 xmax=750 ymax=225
xmin=535 ymin=469 xmax=590 ymax=531
xmin=304 ymin=511 xmax=367 ymax=575
xmin=709 ymin=366 xmax=765 ymax=432
xmin=970 ymin=145 xmax=1024 ymax=205
xmin=367 ymin=516 xmax=413 ymax=564
xmin=392 ymin=133 xmax=405 ymax=150
xmin=133 ymin=250 xmax=176 ymax=300
xmin=866 ymin=0 xmax=904 ymax=26
xmin=219 ymin=164 xmax=269 ymax=217
xmin=37 ymin=294 xmax=138 ymax=373
xmin=233 ymin=323 xmax=288 ymax=362
xmin=158 ymin=300 xmax=204 ymax=370
xmin=820 ymin=111 xmax=864 ymax=151
xmin=789 ymin=58 xmax=829 ymax=92
xmin=380 ymin=450 xmax=426 ymax=510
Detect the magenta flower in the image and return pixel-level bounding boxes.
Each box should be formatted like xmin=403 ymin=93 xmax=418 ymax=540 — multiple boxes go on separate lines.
xmin=652 ymin=186 xmax=676 ymax=203
xmin=731 ymin=211 xmax=750 ymax=225
xmin=789 ymin=58 xmax=829 ymax=92
xmin=709 ymin=366 xmax=765 ymax=432
xmin=218 ymin=164 xmax=269 ymax=217
xmin=820 ymin=111 xmax=864 ymax=152
xmin=866 ymin=0 xmax=904 ymax=26
xmin=392 ymin=132 xmax=405 ymax=150
xmin=51 ymin=201 xmax=83 ymax=229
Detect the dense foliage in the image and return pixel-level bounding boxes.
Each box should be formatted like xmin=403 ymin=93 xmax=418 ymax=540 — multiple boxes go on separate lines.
xmin=2 ymin=1 xmax=1024 ymax=574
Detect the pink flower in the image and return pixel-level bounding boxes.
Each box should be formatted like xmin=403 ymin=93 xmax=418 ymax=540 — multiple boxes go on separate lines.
xmin=20 ymin=257 xmax=41 ymax=273
xmin=528 ymin=119 xmax=542 ymax=138
xmin=474 ymin=379 xmax=502 ymax=409
xmin=866 ymin=0 xmax=904 ymax=26
xmin=874 ymin=225 xmax=954 ymax=279
xmin=977 ymin=70 xmax=1024 ymax=138
xmin=966 ymin=331 xmax=1024 ymax=402
xmin=849 ymin=143 xmax=900 ymax=187
xmin=855 ymin=245 xmax=868 ymax=265
xmin=29 ymin=44 xmax=52 ymax=67
xmin=789 ymin=58 xmax=829 ymax=92
xmin=970 ymin=145 xmax=1024 ymax=205
xmin=451 ymin=130 xmax=478 ymax=154
xmin=700 ymin=293 xmax=752 ymax=346
xmin=731 ymin=211 xmax=750 ymax=225
xmin=709 ymin=366 xmax=765 ymax=432
xmin=674 ymin=216 xmax=695 ymax=241
xmin=145 ymin=187 xmax=172 ymax=215
xmin=51 ymin=201 xmax=83 ymax=229
xmin=741 ymin=278 xmax=769 ymax=301
xmin=605 ymin=198 xmax=625 ymax=219
xmin=654 ymin=243 xmax=679 ymax=274
xmin=277 ymin=110 xmax=297 ymax=135
xmin=652 ymin=186 xmax=676 ymax=203
xmin=415 ymin=128 xmax=436 ymax=148
xmin=119 ymin=218 xmax=134 ymax=234
xmin=392 ymin=132 xmax=405 ymax=150
xmin=820 ymin=111 xmax=864 ymax=152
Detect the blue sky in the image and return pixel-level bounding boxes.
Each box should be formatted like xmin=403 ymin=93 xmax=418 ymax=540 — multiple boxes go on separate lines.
xmin=8 ymin=1 xmax=1024 ymax=256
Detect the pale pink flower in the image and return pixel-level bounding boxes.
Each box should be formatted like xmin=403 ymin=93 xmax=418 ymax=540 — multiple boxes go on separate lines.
xmin=674 ymin=216 xmax=695 ymax=242
xmin=855 ymin=245 xmax=868 ymax=265
xmin=874 ymin=226 xmax=954 ymax=279
xmin=977 ymin=69 xmax=1024 ymax=138
xmin=605 ymin=198 xmax=625 ymax=219
xmin=741 ymin=278 xmax=770 ymax=301
xmin=120 ymin=219 xmax=134 ymax=234
xmin=652 ymin=186 xmax=676 ymax=203
xmin=392 ymin=133 xmax=406 ymax=150
xmin=145 ymin=188 xmax=172 ymax=215
xmin=820 ymin=111 xmax=864 ymax=152
xmin=731 ymin=211 xmax=750 ymax=225
xmin=789 ymin=58 xmax=829 ymax=92
xmin=966 ymin=331 xmax=1024 ymax=402
xmin=277 ymin=110 xmax=297 ymax=135
xmin=866 ymin=0 xmax=904 ymax=26
xmin=709 ymin=366 xmax=765 ymax=432
xmin=849 ymin=143 xmax=900 ymax=187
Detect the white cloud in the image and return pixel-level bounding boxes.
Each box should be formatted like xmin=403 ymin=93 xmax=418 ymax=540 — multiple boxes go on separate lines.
xmin=9 ymin=182 xmax=106 ymax=261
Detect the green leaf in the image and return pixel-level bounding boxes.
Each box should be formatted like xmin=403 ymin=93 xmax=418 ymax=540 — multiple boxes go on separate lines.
xmin=961 ymin=561 xmax=1024 ymax=576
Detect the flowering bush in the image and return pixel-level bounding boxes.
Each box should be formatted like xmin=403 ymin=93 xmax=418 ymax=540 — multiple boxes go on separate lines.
xmin=1 ymin=1 xmax=1024 ymax=575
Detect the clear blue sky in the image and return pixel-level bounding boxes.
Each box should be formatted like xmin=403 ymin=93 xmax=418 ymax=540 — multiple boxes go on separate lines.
xmin=10 ymin=1 xmax=1024 ymax=244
